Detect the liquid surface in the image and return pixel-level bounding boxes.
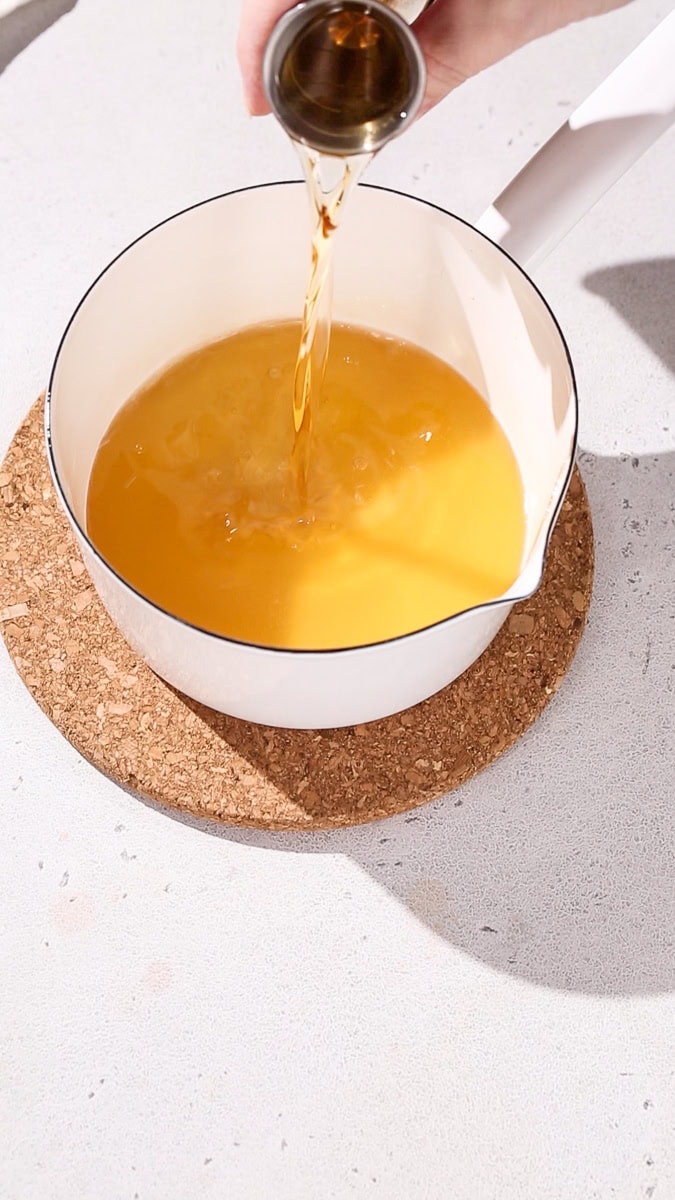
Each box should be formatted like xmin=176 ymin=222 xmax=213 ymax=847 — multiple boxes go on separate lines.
xmin=87 ymin=322 xmax=526 ymax=650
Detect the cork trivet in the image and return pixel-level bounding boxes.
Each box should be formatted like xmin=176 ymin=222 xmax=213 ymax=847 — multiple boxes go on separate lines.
xmin=0 ymin=400 xmax=593 ymax=830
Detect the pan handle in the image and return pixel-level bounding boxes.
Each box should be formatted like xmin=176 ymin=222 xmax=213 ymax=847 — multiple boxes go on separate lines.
xmin=476 ymin=9 xmax=675 ymax=270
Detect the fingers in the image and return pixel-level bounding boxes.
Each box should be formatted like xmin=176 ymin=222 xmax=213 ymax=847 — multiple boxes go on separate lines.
xmin=413 ymin=0 xmax=633 ymax=114
xmin=237 ymin=0 xmax=293 ymax=114
xmin=412 ymin=0 xmax=552 ymax=113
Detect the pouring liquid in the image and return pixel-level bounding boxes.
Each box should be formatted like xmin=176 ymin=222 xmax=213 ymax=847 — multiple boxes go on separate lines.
xmin=291 ymin=146 xmax=371 ymax=493
xmin=282 ymin=2 xmax=421 ymax=493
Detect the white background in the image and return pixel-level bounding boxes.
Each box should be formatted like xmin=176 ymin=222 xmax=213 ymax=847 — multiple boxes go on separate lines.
xmin=1 ymin=1 xmax=674 ymax=1196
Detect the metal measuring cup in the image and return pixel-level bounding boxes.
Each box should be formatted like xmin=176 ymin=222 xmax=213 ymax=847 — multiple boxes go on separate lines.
xmin=262 ymin=0 xmax=427 ymax=156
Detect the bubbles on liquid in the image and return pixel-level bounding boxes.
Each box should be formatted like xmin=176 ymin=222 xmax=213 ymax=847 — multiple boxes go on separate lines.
xmin=223 ymin=515 xmax=239 ymax=541
xmin=268 ymin=366 xmax=282 ymax=380
xmin=353 ymin=455 xmax=368 ymax=472
xmin=419 ymin=431 xmax=433 ymax=443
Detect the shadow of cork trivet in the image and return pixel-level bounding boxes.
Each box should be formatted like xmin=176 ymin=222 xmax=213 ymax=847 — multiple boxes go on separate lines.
xmin=0 ymin=400 xmax=594 ymax=830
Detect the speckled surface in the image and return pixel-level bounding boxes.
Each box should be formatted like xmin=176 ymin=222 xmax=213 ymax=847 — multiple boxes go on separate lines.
xmin=1 ymin=1 xmax=674 ymax=1197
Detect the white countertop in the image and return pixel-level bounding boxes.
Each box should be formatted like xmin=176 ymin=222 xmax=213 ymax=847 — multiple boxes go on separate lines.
xmin=1 ymin=1 xmax=674 ymax=1197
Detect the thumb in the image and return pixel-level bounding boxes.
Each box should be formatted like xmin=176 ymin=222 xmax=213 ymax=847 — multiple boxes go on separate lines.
xmin=237 ymin=0 xmax=293 ymax=115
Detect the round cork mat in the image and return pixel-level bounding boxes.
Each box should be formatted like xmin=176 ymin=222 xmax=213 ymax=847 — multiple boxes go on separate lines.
xmin=0 ymin=400 xmax=594 ymax=830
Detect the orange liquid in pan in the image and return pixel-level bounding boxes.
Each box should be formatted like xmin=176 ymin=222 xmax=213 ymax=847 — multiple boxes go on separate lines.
xmin=87 ymin=321 xmax=525 ymax=649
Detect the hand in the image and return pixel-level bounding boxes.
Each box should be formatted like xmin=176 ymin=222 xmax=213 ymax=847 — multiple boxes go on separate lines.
xmin=237 ymin=0 xmax=630 ymax=117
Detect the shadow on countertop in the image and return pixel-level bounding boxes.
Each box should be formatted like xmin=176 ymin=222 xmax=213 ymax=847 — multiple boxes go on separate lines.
xmin=0 ymin=0 xmax=77 ymax=76
xmin=585 ymin=257 xmax=675 ymax=381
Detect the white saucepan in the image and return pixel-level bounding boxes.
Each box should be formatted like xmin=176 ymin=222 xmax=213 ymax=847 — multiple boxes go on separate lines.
xmin=45 ymin=12 xmax=675 ymax=727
